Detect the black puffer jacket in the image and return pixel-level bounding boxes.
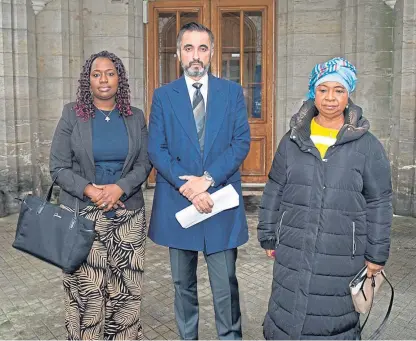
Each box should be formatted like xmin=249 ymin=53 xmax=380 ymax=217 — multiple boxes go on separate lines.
xmin=258 ymin=100 xmax=392 ymax=340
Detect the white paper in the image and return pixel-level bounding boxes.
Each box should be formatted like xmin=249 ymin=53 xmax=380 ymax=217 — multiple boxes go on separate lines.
xmin=175 ymin=184 xmax=240 ymax=228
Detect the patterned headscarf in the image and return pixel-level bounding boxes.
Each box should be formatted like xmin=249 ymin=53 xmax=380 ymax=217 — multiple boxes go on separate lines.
xmin=308 ymin=57 xmax=357 ymax=99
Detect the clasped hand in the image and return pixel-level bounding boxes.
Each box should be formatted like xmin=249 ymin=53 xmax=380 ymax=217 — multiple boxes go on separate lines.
xmin=179 ymin=175 xmax=214 ymax=213
xmin=365 ymin=260 xmax=384 ymax=278
xmin=190 ymin=192 xmax=214 ymax=214
xmin=84 ymin=184 xmax=125 ymax=212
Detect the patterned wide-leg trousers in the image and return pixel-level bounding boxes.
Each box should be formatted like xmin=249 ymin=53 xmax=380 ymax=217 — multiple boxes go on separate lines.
xmin=62 ymin=205 xmax=147 ymax=340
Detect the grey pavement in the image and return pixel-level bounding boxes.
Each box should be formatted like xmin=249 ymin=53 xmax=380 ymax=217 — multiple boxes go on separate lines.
xmin=0 ymin=190 xmax=415 ymax=340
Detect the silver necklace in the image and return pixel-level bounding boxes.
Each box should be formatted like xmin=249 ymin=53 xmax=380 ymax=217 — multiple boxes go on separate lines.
xmin=97 ymin=105 xmax=117 ymax=122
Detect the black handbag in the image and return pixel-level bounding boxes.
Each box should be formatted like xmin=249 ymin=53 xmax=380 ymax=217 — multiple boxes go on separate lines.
xmin=12 ymin=169 xmax=96 ymax=273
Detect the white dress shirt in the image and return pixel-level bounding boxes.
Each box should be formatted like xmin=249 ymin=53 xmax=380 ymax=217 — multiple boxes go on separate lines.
xmin=185 ymin=73 xmax=208 ymax=111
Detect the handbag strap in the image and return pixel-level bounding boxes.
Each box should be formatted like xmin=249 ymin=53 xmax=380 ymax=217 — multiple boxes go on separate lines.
xmin=368 ymin=272 xmax=394 ymax=340
xmin=360 ymin=272 xmax=395 ymax=340
xmin=45 ymin=167 xmax=66 ymax=202
xmin=359 ymin=276 xmax=376 ymax=332
xmin=41 ymin=168 xmax=80 ymax=217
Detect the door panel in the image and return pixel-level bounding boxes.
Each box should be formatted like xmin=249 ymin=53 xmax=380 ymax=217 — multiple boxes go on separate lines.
xmin=146 ymin=0 xmax=275 ymax=185
xmin=211 ymin=0 xmax=275 ymax=184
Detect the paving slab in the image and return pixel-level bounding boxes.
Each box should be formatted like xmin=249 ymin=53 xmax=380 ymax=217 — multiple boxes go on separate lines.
xmin=0 ymin=190 xmax=414 ymax=339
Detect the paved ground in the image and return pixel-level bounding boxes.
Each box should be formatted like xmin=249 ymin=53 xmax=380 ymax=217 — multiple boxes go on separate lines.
xmin=0 ymin=189 xmax=415 ymax=340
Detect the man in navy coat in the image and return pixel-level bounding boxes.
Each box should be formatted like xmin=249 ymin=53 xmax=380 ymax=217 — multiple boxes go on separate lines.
xmin=148 ymin=22 xmax=250 ymax=340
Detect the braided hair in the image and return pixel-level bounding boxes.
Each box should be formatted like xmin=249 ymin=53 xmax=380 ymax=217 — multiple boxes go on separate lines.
xmin=74 ymin=50 xmax=132 ymax=120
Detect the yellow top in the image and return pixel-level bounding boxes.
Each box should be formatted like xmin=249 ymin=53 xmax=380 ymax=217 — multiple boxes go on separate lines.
xmin=310 ymin=118 xmax=339 ymax=159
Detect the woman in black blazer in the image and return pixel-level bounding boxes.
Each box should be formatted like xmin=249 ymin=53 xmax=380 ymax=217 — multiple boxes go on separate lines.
xmin=49 ymin=50 xmax=152 ymax=340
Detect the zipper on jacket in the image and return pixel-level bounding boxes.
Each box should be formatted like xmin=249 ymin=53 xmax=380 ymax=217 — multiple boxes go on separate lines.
xmin=352 ymin=222 xmax=356 ymax=259
xmin=277 ymin=211 xmax=286 ymax=245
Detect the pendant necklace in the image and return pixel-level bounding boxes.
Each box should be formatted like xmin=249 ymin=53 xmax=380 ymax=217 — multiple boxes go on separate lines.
xmin=97 ymin=104 xmax=117 ymax=122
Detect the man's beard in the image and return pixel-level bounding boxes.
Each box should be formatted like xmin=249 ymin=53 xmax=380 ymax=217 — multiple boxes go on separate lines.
xmin=181 ymin=59 xmax=210 ymax=78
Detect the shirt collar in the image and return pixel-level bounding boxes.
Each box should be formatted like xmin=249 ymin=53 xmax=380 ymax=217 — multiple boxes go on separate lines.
xmin=184 ymin=73 xmax=209 ymax=91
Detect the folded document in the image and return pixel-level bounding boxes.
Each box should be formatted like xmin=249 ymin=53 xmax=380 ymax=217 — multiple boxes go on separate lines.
xmin=175 ymin=184 xmax=240 ymax=228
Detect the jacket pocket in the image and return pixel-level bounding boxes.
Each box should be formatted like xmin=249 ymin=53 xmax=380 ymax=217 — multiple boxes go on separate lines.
xmin=276 ymin=211 xmax=286 ymax=245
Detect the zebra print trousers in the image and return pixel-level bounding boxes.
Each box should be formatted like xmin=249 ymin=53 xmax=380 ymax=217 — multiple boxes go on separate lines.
xmin=62 ymin=205 xmax=147 ymax=340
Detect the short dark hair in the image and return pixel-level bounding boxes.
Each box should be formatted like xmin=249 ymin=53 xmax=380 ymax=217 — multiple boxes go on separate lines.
xmin=176 ymin=22 xmax=214 ymax=51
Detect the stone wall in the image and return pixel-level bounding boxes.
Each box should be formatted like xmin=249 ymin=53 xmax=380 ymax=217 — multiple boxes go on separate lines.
xmin=341 ymin=0 xmax=394 ymax=147
xmin=275 ymin=0 xmax=343 ymax=140
xmin=275 ymin=0 xmax=395 ymax=142
xmin=0 ymin=0 xmax=414 ymax=217
xmin=35 ymin=0 xmax=145 ymax=194
xmin=81 ymin=0 xmax=144 ymax=108
xmin=36 ymin=0 xmax=84 ymax=192
xmin=275 ymin=0 xmax=415 ymax=217
xmin=0 ymin=0 xmax=145 ymax=216
xmin=0 ymin=0 xmax=40 ymax=216
xmin=390 ymin=0 xmax=416 ymax=216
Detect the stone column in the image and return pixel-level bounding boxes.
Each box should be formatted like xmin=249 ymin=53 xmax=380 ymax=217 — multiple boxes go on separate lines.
xmin=0 ymin=0 xmax=39 ymax=217
xmin=275 ymin=0 xmax=289 ymax=142
xmin=82 ymin=0 xmax=144 ymax=110
xmin=275 ymin=0 xmax=343 ymax=142
xmin=36 ymin=0 xmax=83 ymax=192
xmin=341 ymin=0 xmax=394 ymax=147
xmin=129 ymin=0 xmax=145 ymax=110
xmin=82 ymin=0 xmax=129 ymax=59
xmin=390 ymin=0 xmax=416 ymax=216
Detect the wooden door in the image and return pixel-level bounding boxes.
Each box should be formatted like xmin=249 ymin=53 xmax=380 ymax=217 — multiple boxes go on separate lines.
xmin=146 ymin=0 xmax=275 ymax=185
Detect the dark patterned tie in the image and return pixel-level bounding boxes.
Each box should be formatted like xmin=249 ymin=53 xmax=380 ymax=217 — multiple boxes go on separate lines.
xmin=192 ymin=82 xmax=206 ymax=152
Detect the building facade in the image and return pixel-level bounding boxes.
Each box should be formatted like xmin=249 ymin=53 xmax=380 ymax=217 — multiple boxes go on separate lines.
xmin=0 ymin=0 xmax=415 ymax=217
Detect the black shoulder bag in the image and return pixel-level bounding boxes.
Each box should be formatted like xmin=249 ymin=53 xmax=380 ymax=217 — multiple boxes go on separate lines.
xmin=13 ymin=168 xmax=96 ymax=273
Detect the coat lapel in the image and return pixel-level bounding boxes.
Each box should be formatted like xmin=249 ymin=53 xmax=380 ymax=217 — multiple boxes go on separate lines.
xmin=203 ymin=75 xmax=228 ymax=162
xmin=77 ymin=115 xmax=95 ymax=168
xmin=121 ymin=113 xmax=134 ymax=174
xmin=168 ymin=77 xmax=201 ymax=155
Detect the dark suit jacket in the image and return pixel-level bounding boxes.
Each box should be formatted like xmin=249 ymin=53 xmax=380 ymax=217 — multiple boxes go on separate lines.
xmin=49 ymin=102 xmax=152 ymax=210
xmin=147 ymin=75 xmax=251 ymax=254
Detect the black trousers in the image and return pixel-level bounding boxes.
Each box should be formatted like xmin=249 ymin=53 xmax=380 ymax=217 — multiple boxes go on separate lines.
xmin=169 ymin=247 xmax=242 ymax=340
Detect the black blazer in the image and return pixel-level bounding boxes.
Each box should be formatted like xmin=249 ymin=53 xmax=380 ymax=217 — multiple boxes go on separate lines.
xmin=49 ymin=102 xmax=152 ymax=210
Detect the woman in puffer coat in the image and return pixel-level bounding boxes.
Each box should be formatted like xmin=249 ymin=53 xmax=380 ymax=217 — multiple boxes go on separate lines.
xmin=257 ymin=57 xmax=392 ymax=340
